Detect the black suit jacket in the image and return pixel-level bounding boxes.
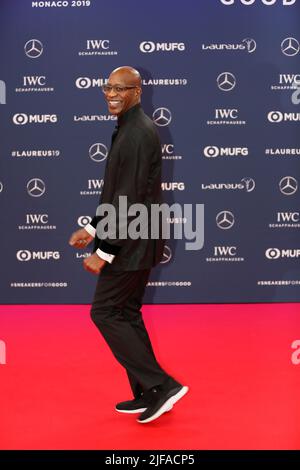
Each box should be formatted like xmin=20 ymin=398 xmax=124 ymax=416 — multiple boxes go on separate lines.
xmin=90 ymin=104 xmax=165 ymax=271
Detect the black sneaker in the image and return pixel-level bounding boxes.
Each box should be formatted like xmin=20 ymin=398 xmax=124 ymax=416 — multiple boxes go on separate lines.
xmin=115 ymin=394 xmax=149 ymax=414
xmin=137 ymin=384 xmax=189 ymax=424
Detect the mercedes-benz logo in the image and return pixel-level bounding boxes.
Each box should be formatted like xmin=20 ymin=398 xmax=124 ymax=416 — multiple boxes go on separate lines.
xmin=24 ymin=39 xmax=43 ymax=58
xmin=0 ymin=181 xmax=3 ymax=193
xmin=279 ymin=176 xmax=298 ymax=195
xmin=265 ymin=248 xmax=281 ymax=260
xmin=281 ymin=37 xmax=300 ymax=57
xmin=160 ymin=245 xmax=172 ymax=264
xmin=89 ymin=143 xmax=108 ymax=162
xmin=217 ymin=72 xmax=236 ymax=92
xmin=241 ymin=177 xmax=255 ymax=192
xmin=152 ymin=107 xmax=172 ymax=127
xmin=27 ymin=178 xmax=46 ymax=197
xmin=216 ymin=211 xmax=235 ymax=230
xmin=78 ymin=216 xmax=92 ymax=227
xmin=242 ymin=38 xmax=257 ymax=54
xmin=16 ymin=250 xmax=31 ymax=261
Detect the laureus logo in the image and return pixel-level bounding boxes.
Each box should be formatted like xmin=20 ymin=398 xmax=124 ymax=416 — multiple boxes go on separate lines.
xmin=242 ymin=38 xmax=256 ymax=53
xmin=160 ymin=245 xmax=172 ymax=264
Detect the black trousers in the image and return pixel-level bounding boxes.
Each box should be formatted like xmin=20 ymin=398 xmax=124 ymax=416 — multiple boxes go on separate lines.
xmin=90 ymin=265 xmax=170 ymax=397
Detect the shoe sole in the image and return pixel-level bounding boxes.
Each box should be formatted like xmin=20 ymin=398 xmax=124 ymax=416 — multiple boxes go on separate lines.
xmin=137 ymin=385 xmax=189 ymax=424
xmin=116 ymin=404 xmax=174 ymax=414
xmin=115 ymin=407 xmax=147 ymax=414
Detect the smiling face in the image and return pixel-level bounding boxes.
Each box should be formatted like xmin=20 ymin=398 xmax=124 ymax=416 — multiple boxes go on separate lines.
xmin=104 ymin=67 xmax=142 ymax=116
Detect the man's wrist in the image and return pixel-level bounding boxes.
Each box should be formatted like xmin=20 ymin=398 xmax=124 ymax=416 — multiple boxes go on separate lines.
xmin=96 ymin=248 xmax=115 ymax=264
xmin=84 ymin=224 xmax=96 ymax=238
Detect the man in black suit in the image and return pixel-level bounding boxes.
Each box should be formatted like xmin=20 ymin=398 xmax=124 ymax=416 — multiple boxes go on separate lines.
xmin=69 ymin=66 xmax=188 ymax=424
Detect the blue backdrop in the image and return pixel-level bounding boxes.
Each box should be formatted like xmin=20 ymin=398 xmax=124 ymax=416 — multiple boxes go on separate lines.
xmin=0 ymin=0 xmax=300 ymax=304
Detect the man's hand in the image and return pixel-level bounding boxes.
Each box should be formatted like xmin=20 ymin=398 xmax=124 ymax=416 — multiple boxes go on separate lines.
xmin=69 ymin=228 xmax=93 ymax=249
xmin=83 ymin=253 xmax=106 ymax=275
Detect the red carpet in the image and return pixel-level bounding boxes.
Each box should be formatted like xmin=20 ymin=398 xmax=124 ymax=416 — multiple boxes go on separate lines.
xmin=0 ymin=303 xmax=300 ymax=450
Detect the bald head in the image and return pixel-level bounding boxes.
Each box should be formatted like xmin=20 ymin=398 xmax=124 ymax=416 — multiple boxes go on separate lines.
xmin=110 ymin=66 xmax=142 ymax=88
xmin=105 ymin=66 xmax=142 ymax=116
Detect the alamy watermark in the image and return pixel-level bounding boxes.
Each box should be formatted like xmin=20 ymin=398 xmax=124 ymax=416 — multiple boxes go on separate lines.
xmin=291 ymin=339 xmax=300 ymax=365
xmin=96 ymin=197 xmax=204 ymax=250
xmin=0 ymin=80 xmax=6 ymax=104
xmin=291 ymin=78 xmax=300 ymax=105
xmin=0 ymin=340 xmax=6 ymax=365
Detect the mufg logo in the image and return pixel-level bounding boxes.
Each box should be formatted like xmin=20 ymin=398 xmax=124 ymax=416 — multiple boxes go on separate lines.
xmin=0 ymin=340 xmax=6 ymax=365
xmin=0 ymin=80 xmax=6 ymax=104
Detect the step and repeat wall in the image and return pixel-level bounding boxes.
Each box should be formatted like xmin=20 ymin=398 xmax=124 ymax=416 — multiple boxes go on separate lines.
xmin=0 ymin=0 xmax=300 ymax=304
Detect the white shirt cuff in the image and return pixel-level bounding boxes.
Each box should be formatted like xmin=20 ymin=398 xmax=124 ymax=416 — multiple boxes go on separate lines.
xmin=84 ymin=224 xmax=96 ymax=238
xmin=96 ymin=248 xmax=115 ymax=264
